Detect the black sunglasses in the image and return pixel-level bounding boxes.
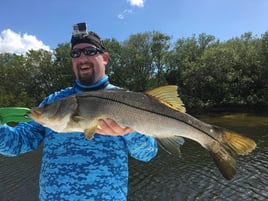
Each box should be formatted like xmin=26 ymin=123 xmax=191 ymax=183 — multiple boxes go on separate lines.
xmin=70 ymin=46 xmax=104 ymax=58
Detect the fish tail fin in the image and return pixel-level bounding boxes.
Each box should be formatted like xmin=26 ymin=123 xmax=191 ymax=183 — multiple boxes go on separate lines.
xmin=208 ymin=127 xmax=256 ymax=180
xmin=222 ymin=128 xmax=256 ymax=155
xmin=208 ymin=143 xmax=237 ymax=180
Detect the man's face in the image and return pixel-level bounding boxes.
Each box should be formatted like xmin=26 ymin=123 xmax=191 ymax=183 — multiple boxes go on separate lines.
xmin=71 ymin=43 xmax=109 ymax=85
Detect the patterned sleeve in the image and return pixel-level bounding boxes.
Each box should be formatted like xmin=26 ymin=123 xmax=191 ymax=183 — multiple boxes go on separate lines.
xmin=122 ymin=132 xmax=158 ymax=162
xmin=0 ymin=121 xmax=45 ymax=156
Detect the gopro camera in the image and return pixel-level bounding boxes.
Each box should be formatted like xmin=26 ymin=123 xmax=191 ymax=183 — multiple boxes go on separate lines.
xmin=72 ymin=22 xmax=88 ymax=37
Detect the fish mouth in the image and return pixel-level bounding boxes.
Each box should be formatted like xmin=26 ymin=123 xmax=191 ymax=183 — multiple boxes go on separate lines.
xmin=27 ymin=107 xmax=45 ymax=123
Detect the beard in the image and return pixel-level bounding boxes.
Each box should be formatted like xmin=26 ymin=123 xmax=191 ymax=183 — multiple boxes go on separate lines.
xmin=78 ymin=70 xmax=95 ymax=85
xmin=77 ymin=62 xmax=96 ymax=85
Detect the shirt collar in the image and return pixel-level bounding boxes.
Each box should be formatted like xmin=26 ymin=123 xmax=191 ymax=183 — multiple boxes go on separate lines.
xmin=74 ymin=75 xmax=109 ymax=93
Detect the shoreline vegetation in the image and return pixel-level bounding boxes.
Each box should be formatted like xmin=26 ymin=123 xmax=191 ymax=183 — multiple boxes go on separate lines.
xmin=1 ymin=31 xmax=267 ymax=112
xmin=188 ymin=104 xmax=268 ymax=115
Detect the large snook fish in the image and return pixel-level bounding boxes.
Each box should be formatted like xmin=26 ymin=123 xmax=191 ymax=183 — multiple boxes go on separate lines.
xmin=28 ymin=85 xmax=256 ymax=180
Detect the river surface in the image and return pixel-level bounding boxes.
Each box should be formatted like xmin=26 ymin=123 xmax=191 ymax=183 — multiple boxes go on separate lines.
xmin=0 ymin=113 xmax=267 ymax=201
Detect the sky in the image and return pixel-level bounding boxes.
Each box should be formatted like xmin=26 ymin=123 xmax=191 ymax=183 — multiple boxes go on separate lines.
xmin=1 ymin=0 xmax=267 ymax=54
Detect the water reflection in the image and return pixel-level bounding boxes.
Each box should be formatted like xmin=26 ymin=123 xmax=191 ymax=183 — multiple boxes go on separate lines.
xmin=0 ymin=113 xmax=267 ymax=201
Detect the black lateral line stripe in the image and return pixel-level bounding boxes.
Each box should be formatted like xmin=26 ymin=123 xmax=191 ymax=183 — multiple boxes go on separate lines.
xmin=78 ymin=94 xmax=213 ymax=138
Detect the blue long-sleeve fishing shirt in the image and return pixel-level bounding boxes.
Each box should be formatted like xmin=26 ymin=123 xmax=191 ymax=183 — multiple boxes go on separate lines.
xmin=0 ymin=75 xmax=158 ymax=201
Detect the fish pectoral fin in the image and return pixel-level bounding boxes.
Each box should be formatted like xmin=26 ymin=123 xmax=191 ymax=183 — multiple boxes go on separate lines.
xmin=156 ymin=136 xmax=185 ymax=156
xmin=73 ymin=115 xmax=87 ymax=121
xmin=145 ymin=85 xmax=186 ymax=113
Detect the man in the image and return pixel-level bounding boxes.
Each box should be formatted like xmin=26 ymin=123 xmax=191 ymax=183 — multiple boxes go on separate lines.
xmin=0 ymin=23 xmax=158 ymax=201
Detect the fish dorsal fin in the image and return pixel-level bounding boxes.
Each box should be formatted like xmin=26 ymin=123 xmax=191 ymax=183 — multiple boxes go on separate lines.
xmin=145 ymin=85 xmax=186 ymax=113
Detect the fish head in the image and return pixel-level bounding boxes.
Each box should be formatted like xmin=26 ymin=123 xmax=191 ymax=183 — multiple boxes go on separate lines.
xmin=28 ymin=96 xmax=78 ymax=132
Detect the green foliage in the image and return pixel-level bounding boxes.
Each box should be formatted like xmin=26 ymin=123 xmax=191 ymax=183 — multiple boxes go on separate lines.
xmin=0 ymin=31 xmax=267 ymax=111
xmin=106 ymin=31 xmax=171 ymax=91
xmin=164 ymin=32 xmax=268 ymax=110
xmin=0 ymin=48 xmax=71 ymax=106
xmin=53 ymin=43 xmax=75 ymax=88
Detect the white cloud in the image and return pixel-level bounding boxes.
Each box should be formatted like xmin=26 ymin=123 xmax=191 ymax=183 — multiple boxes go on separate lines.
xmin=118 ymin=0 xmax=144 ymax=20
xmin=127 ymin=0 xmax=144 ymax=7
xmin=118 ymin=9 xmax=133 ymax=20
xmin=0 ymin=29 xmax=50 ymax=54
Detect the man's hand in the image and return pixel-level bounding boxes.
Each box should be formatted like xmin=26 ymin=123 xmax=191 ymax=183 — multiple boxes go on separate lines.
xmin=96 ymin=118 xmax=134 ymax=136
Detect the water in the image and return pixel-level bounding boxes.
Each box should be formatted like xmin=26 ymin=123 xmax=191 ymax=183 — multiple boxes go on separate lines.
xmin=0 ymin=113 xmax=267 ymax=201
xmin=128 ymin=113 xmax=268 ymax=201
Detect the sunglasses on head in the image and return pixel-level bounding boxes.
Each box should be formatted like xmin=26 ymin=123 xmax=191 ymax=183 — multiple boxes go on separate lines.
xmin=70 ymin=46 xmax=104 ymax=58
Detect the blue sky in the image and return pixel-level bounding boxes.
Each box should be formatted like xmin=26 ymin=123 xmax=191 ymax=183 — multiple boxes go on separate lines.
xmin=1 ymin=0 xmax=267 ymax=53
